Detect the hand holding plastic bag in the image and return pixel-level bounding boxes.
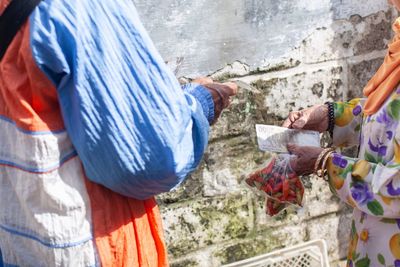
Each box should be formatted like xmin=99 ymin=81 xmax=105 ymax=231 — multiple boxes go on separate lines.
xmin=245 ymin=154 xmax=305 ymax=216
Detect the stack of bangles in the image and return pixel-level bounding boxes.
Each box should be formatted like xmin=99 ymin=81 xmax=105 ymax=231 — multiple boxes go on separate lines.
xmin=314 ymin=147 xmax=336 ymax=180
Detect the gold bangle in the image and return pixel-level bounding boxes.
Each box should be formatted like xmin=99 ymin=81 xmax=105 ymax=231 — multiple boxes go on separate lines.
xmin=314 ymin=148 xmax=335 ymax=176
xmin=314 ymin=148 xmax=328 ymax=175
xmin=321 ymin=150 xmax=334 ymax=172
xmin=319 ymin=150 xmax=335 ymax=179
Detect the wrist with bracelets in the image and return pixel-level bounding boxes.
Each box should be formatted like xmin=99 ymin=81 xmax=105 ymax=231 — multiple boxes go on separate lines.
xmin=314 ymin=147 xmax=336 ymax=179
xmin=325 ymin=102 xmax=334 ymax=137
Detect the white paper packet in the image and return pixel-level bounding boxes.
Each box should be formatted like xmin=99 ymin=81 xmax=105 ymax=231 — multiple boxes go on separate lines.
xmin=256 ymin=124 xmax=320 ymax=153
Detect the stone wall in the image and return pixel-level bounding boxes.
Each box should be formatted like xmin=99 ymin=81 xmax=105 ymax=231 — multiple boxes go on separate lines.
xmin=134 ymin=1 xmax=397 ymax=266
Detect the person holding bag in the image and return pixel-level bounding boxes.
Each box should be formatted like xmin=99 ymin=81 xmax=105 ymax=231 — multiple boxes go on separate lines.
xmin=282 ymin=1 xmax=400 ymax=266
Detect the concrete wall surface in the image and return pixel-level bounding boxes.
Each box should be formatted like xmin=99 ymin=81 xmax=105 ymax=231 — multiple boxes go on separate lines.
xmin=133 ymin=1 xmax=397 ymax=266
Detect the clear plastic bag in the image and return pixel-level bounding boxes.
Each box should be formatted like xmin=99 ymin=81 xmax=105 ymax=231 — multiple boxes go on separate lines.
xmin=245 ymin=154 xmax=304 ymax=216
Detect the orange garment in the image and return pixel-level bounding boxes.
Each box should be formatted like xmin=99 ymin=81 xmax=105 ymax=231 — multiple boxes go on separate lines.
xmin=0 ymin=0 xmax=169 ymax=265
xmin=85 ymin=179 xmax=168 ymax=267
xmin=0 ymin=0 xmax=63 ymax=132
xmin=363 ymin=17 xmax=400 ymax=115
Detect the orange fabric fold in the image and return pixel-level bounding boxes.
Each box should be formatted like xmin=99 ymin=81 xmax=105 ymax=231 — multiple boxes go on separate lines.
xmin=363 ymin=17 xmax=400 ymax=115
xmin=84 ymin=178 xmax=169 ymax=267
xmin=0 ymin=1 xmax=65 ymax=132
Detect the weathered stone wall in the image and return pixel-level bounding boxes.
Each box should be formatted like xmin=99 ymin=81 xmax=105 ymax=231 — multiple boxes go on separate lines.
xmin=134 ymin=1 xmax=397 ymax=266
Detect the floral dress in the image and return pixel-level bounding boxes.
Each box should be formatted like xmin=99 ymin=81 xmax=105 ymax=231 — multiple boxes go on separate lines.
xmin=327 ymin=87 xmax=400 ymax=267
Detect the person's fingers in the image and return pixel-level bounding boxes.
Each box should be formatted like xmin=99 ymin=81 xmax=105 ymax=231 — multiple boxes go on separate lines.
xmin=282 ymin=118 xmax=292 ymax=128
xmin=292 ymin=119 xmax=306 ymax=129
xmin=221 ymin=82 xmax=238 ymax=96
xmin=288 ymin=112 xmax=301 ymax=125
xmin=287 ymin=143 xmax=300 ymax=155
xmin=282 ymin=111 xmax=301 ymax=128
xmin=292 ymin=110 xmax=309 ymax=129
xmin=290 ymin=111 xmax=301 ymax=121
xmin=193 ymin=77 xmax=213 ymax=85
xmin=289 ymin=158 xmax=299 ymax=174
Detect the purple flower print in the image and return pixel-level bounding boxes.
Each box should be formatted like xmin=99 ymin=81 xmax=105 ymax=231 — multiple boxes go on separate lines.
xmin=368 ymin=139 xmax=387 ymax=157
xmin=387 ymin=131 xmax=394 ymax=140
xmin=395 ymin=259 xmax=400 ymax=267
xmin=368 ymin=139 xmax=379 ymax=152
xmin=332 ymin=154 xmax=348 ymax=168
xmin=348 ymin=260 xmax=353 ymax=267
xmin=376 ymin=109 xmax=393 ymax=126
xmin=378 ymin=146 xmax=387 ymax=157
xmin=353 ymin=105 xmax=362 ymax=116
xmin=387 ymin=180 xmax=400 ymax=196
xmin=351 ymin=182 xmax=374 ymax=205
xmin=397 ymin=219 xmax=400 ymax=229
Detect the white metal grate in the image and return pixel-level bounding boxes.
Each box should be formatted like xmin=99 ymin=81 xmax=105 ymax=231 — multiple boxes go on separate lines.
xmin=221 ymin=239 xmax=330 ymax=267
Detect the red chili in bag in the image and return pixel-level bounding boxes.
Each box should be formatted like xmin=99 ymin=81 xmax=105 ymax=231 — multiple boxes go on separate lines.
xmin=265 ymin=198 xmax=289 ymax=216
xmin=245 ymin=154 xmax=304 ymax=216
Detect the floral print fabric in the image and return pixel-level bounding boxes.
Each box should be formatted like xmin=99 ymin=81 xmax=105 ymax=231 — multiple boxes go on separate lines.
xmin=327 ymin=89 xmax=400 ymax=267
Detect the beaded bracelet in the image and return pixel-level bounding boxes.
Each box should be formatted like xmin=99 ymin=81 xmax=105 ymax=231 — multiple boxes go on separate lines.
xmin=325 ymin=102 xmax=335 ymax=137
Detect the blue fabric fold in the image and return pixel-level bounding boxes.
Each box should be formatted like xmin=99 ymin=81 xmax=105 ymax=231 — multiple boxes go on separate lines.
xmin=30 ymin=0 xmax=210 ymax=199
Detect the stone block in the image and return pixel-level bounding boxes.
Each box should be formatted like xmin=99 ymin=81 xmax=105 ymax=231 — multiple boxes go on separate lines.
xmin=300 ymin=25 xmax=353 ymax=64
xmin=298 ymin=178 xmax=343 ymax=218
xmin=212 ymin=223 xmax=307 ymax=265
xmin=157 ymin=168 xmax=205 ymax=204
xmin=170 ymin=250 xmax=213 ymax=267
xmin=306 ymin=213 xmax=352 ymax=262
xmin=160 ymin=192 xmax=254 ymax=258
xmin=212 ymin=233 xmax=281 ymax=265
xmin=211 ymin=61 xmax=251 ymax=80
xmin=158 ymin=136 xmax=269 ymax=201
xmin=347 ymin=57 xmax=384 ymax=99
xmin=248 ymin=65 xmax=344 ymax=119
xmin=208 ymin=83 xmax=268 ymax=141
xmin=213 ymin=239 xmax=277 ymax=266
xmin=202 ymin=136 xmax=271 ymax=197
xmin=353 ymin=10 xmax=393 ymax=56
xmin=210 ymin=58 xmax=301 ymax=82
xmin=253 ymin=193 xmax=304 ymax=230
xmin=301 ymin=10 xmax=392 ymax=64
xmin=170 ymin=259 xmax=198 ymax=267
